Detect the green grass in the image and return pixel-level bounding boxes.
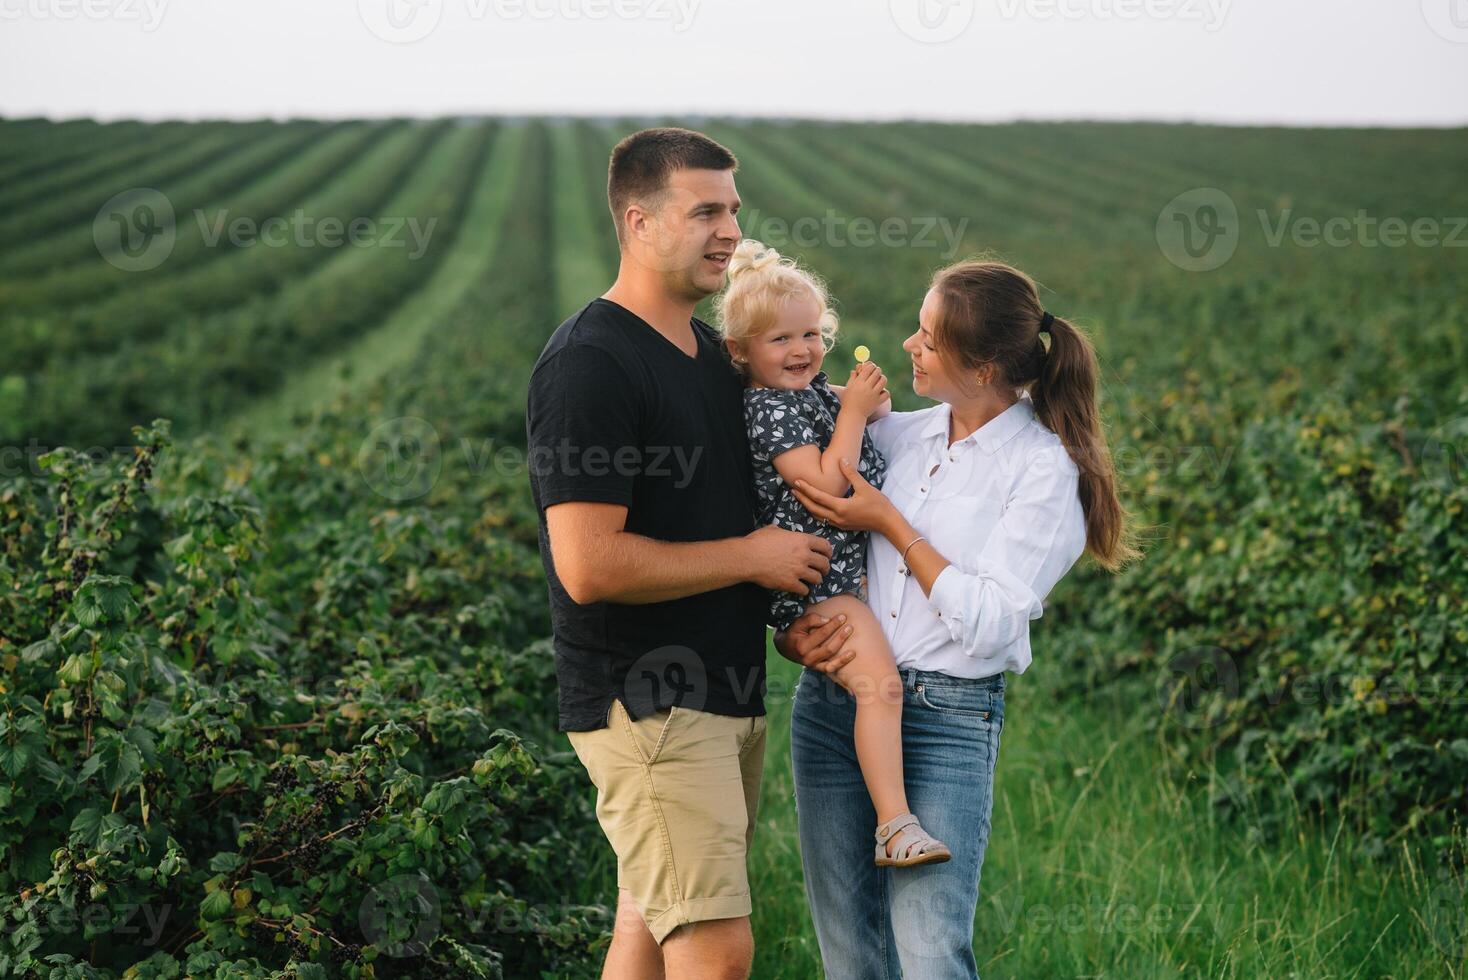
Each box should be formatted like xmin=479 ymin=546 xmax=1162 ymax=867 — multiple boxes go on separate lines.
xmin=749 ymin=645 xmax=1468 ymax=979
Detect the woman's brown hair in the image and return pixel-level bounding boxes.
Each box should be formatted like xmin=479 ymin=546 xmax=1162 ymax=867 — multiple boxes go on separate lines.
xmin=929 ymin=260 xmax=1139 ymax=571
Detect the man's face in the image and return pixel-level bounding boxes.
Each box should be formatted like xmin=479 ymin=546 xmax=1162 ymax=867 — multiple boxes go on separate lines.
xmin=626 ymin=168 xmax=741 ymax=301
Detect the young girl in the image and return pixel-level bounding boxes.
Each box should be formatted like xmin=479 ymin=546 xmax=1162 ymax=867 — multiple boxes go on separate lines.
xmin=715 ymin=239 xmax=951 ymax=868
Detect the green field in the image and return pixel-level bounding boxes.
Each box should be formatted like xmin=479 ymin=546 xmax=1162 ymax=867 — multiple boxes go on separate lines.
xmin=1 ymin=117 xmax=1465 ymax=978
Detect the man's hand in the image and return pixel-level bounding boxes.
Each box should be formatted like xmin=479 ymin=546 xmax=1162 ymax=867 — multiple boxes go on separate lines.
xmin=774 ymin=610 xmax=857 ymax=675
xmin=743 ymin=525 xmax=832 ymax=596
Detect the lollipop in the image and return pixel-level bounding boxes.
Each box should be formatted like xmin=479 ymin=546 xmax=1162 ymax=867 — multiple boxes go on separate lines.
xmin=853 ymin=345 xmax=870 ymax=364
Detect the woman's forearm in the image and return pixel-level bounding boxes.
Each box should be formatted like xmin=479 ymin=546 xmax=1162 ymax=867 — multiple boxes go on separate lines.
xmin=881 ymin=514 xmax=951 ymax=598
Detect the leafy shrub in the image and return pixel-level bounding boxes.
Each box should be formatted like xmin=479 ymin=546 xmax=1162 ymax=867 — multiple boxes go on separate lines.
xmin=0 ymin=420 xmax=609 ymax=977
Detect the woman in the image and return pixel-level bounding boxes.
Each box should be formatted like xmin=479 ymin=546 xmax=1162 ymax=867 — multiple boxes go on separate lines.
xmin=776 ymin=259 xmax=1137 ymax=979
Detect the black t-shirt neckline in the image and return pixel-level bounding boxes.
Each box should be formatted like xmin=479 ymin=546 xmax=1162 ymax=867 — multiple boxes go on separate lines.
xmin=592 ymin=296 xmax=705 ymax=364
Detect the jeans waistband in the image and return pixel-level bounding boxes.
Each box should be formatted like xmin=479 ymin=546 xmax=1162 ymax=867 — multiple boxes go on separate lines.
xmin=899 ymin=667 xmax=1005 ymax=692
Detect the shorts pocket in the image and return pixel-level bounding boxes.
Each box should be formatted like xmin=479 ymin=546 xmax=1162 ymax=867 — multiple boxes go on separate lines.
xmin=615 ymin=699 xmax=680 ymax=767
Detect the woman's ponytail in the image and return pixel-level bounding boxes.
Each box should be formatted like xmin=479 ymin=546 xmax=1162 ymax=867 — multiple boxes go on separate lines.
xmin=930 ymin=261 xmax=1139 ymax=571
xmin=1032 ymin=313 xmax=1139 ymax=571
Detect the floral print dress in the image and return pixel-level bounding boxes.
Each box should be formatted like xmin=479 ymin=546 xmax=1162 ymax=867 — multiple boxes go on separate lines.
xmin=744 ymin=371 xmax=888 ymax=630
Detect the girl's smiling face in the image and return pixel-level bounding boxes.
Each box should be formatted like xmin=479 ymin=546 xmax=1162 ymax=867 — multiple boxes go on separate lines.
xmin=733 ymin=290 xmax=827 ymax=390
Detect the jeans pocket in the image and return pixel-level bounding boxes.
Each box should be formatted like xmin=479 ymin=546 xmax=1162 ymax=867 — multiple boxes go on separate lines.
xmin=915 ymin=682 xmax=995 ymax=720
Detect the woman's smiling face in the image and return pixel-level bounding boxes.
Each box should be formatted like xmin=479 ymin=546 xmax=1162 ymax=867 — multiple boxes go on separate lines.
xmin=903 ymin=287 xmax=962 ymax=401
xmin=740 ymin=290 xmax=827 ymax=390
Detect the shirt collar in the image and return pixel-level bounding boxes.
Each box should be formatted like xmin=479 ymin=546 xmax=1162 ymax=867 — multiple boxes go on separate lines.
xmin=919 ymin=390 xmax=1035 ymax=455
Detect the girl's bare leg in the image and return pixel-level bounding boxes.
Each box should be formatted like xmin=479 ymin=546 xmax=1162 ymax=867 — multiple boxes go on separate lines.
xmin=804 ymin=593 xmax=912 ymax=854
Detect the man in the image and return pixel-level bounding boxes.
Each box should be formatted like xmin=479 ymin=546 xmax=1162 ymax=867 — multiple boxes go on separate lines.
xmin=525 ymin=127 xmax=840 ymax=979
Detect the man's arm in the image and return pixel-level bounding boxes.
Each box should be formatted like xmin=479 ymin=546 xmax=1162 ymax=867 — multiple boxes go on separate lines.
xmin=547 ymin=501 xmax=833 ymax=605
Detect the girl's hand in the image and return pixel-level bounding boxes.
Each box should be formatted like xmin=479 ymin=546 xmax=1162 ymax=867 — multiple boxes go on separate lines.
xmin=868 ymin=390 xmax=893 ymax=422
xmin=841 ymin=362 xmax=887 ymax=417
xmin=794 ymin=458 xmax=900 ymax=534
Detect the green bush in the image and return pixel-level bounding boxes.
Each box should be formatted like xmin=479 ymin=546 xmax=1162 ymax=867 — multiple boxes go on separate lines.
xmin=1047 ymin=377 xmax=1468 ymax=846
xmin=0 ymin=420 xmax=608 ymax=978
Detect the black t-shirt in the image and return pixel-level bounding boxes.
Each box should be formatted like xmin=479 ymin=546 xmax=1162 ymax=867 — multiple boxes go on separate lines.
xmin=525 ymin=297 xmax=769 ymax=732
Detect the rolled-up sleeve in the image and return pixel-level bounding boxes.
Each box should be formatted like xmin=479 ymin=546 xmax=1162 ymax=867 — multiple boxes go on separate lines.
xmin=925 ymin=445 xmax=1087 ymax=660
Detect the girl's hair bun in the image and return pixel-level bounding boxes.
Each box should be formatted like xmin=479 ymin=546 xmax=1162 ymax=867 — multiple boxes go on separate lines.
xmin=728 ymin=238 xmax=780 ymax=280
xmin=713 ymin=238 xmax=840 ymax=364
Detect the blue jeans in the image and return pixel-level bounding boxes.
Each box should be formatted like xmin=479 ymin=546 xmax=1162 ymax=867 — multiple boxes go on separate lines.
xmin=790 ymin=666 xmax=1005 ymax=979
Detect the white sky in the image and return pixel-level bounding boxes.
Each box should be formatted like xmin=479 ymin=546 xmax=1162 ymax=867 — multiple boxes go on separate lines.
xmin=2 ymin=0 xmax=1465 ymax=126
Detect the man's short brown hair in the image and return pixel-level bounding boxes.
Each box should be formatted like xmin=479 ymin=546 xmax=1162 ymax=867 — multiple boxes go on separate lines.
xmin=607 ymin=127 xmax=738 ymax=247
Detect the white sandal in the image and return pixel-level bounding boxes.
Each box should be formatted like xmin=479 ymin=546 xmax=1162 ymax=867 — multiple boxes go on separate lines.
xmin=874 ymin=812 xmax=952 ymax=867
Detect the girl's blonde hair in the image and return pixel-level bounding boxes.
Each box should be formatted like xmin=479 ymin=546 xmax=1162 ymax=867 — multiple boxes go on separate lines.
xmin=713 ymin=240 xmax=839 ymax=376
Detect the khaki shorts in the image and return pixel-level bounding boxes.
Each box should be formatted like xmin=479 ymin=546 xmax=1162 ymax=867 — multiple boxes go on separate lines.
xmin=567 ymin=698 xmax=767 ymax=944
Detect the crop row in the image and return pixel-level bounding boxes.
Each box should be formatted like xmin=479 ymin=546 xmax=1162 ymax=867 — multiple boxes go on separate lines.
xmin=3 ymin=122 xmax=428 ymax=378
xmin=14 ymin=122 xmax=494 ymax=448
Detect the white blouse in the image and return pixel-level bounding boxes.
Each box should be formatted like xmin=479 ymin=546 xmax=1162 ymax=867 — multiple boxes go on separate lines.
xmin=864 ymin=390 xmax=1087 ymax=679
